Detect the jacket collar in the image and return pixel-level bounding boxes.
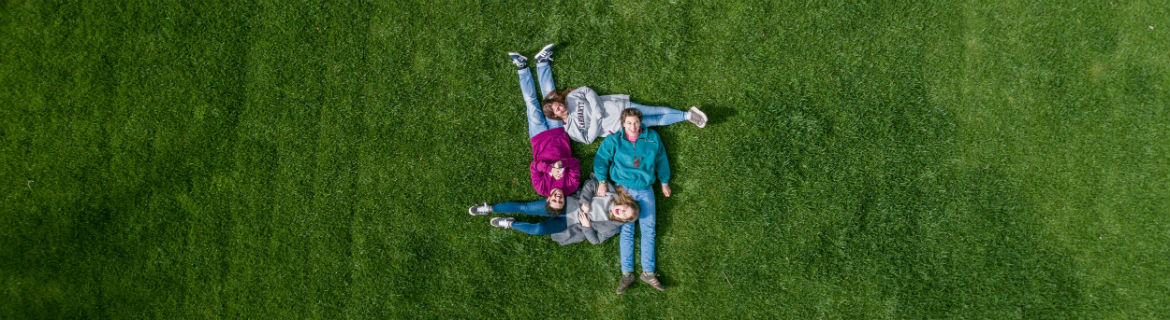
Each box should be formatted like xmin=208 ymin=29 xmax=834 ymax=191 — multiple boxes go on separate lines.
xmin=619 ymin=127 xmax=650 ymax=141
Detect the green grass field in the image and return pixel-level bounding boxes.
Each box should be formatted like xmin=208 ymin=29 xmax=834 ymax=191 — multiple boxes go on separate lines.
xmin=2 ymin=0 xmax=1167 ymax=318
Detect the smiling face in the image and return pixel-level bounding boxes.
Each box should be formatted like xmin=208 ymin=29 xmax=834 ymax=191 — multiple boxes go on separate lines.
xmin=547 ymin=188 xmax=565 ymax=209
xmin=622 ymin=115 xmax=642 ymax=137
xmin=551 ymin=101 xmax=568 ymax=119
xmin=610 ymin=204 xmax=635 ymax=221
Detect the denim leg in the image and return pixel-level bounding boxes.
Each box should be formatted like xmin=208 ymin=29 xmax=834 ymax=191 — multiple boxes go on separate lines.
xmin=627 ymin=187 xmax=657 ymax=272
xmin=492 ymin=199 xmax=549 ymax=216
xmin=512 ymin=216 xmax=567 ymax=235
xmin=519 ymin=67 xmax=551 ymax=138
xmin=618 ymin=186 xmax=656 ymax=273
xmin=619 ymin=221 xmax=636 ymax=273
xmin=535 ymin=62 xmax=564 ymax=129
xmin=631 ymin=102 xmax=686 ymax=127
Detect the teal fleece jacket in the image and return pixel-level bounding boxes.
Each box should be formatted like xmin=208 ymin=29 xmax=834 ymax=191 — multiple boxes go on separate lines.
xmin=593 ymin=127 xmax=670 ymax=190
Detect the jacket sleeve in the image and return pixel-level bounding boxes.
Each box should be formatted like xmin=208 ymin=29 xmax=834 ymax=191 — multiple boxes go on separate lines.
xmin=556 ymin=225 xmax=587 ymax=245
xmin=530 ymin=161 xmax=551 ymax=196
xmin=575 ymin=175 xmax=599 ymax=202
xmin=582 ymin=88 xmax=603 ymax=144
xmin=593 ymin=135 xmax=616 ymax=183
xmin=586 ymin=221 xmax=625 ymax=244
xmin=653 ymin=130 xmax=670 ymax=184
xmin=562 ymin=157 xmax=581 ymax=195
xmin=533 ymin=160 xmax=552 ymax=174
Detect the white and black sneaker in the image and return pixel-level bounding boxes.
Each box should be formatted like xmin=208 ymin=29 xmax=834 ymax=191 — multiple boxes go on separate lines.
xmin=534 ymin=43 xmax=555 ymax=64
xmin=468 ymin=203 xmax=492 ymax=216
xmin=507 ymin=52 xmax=527 ymax=69
xmin=490 ymin=217 xmax=514 ymax=229
xmin=688 ymin=106 xmax=708 ymax=128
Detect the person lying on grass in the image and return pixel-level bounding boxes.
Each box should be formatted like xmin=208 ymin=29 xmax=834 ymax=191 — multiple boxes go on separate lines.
xmin=505 ymin=43 xmax=708 ymax=145
xmin=502 ymin=43 xmax=580 ymax=201
xmin=469 ymin=174 xmax=638 ymax=245
xmin=593 ymin=108 xmax=670 ymax=294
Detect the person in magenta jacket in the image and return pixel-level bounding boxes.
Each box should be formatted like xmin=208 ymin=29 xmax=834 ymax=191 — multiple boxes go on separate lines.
xmin=466 ymin=44 xmax=579 ymax=216
xmin=512 ymin=44 xmax=580 ymax=200
xmin=529 ymin=128 xmax=580 ymax=198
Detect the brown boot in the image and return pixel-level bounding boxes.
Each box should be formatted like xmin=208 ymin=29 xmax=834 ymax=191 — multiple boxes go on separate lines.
xmin=640 ymin=272 xmax=665 ymax=291
xmin=615 ymin=273 xmax=635 ymax=295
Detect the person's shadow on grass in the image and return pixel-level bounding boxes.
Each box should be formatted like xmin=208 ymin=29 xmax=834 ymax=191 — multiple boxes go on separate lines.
xmin=699 ymin=105 xmax=737 ymax=127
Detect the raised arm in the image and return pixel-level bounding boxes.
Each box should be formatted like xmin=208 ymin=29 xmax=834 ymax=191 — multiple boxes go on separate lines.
xmin=529 ymin=160 xmax=555 ymax=196
xmin=575 ymin=174 xmax=600 ymax=202
xmin=562 ymin=157 xmax=581 ymax=194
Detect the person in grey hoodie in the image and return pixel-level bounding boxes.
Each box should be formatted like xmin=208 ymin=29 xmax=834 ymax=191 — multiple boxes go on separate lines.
xmin=470 ymin=175 xmax=639 ymax=245
xmin=538 ymin=85 xmax=708 ymax=144
xmin=541 ymin=87 xmax=709 ymax=144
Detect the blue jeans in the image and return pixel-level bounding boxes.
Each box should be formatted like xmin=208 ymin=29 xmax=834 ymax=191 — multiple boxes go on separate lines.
xmin=619 ymin=187 xmax=657 ymax=273
xmin=493 ymin=199 xmax=567 ymax=235
xmin=518 ymin=62 xmax=564 ymax=138
xmin=631 ymin=102 xmax=687 ymax=127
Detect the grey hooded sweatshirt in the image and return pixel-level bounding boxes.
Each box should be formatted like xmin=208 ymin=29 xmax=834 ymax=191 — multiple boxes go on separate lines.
xmin=562 ymin=86 xmax=631 ymax=144
xmin=550 ymin=175 xmax=629 ymax=245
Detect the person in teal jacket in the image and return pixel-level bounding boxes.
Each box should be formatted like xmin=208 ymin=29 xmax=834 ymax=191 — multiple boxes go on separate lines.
xmin=593 ymin=108 xmax=671 ymax=294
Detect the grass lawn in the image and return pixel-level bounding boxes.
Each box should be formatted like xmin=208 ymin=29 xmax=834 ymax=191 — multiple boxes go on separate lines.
xmin=2 ymin=0 xmax=1167 ymax=318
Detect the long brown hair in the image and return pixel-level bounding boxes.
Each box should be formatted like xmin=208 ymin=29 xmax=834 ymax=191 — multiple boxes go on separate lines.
xmin=607 ymin=186 xmax=639 ymax=222
xmin=541 ymin=88 xmax=574 ymax=120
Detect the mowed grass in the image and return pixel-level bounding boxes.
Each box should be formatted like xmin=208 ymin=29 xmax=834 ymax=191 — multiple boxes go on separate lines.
xmin=1 ymin=0 xmax=1166 ymax=318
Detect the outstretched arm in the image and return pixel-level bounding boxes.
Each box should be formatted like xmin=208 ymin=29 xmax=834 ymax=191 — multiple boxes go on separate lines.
xmin=654 ymin=130 xmax=672 ymax=197
xmin=593 ymin=136 xmax=616 ymax=196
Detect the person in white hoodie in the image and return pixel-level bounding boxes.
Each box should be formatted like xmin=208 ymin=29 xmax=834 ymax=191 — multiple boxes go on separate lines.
xmin=539 ymin=87 xmax=709 ymax=144
xmin=505 ymin=47 xmax=707 ymax=144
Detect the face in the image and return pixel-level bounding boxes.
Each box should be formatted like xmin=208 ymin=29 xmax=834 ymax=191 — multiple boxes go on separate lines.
xmin=551 ymin=102 xmax=568 ymax=119
xmin=622 ymin=116 xmax=642 ymax=136
xmin=548 ymin=188 xmax=565 ymax=209
xmin=610 ymin=204 xmax=635 ymax=221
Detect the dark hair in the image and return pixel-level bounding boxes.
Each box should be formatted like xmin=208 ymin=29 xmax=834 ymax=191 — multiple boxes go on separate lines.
xmin=545 ymin=200 xmax=565 ymax=216
xmin=620 ymin=107 xmax=642 ymax=123
xmin=541 ymin=88 xmax=574 ymax=120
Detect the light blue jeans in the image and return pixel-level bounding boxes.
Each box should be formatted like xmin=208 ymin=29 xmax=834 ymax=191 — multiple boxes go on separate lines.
xmin=518 ymin=62 xmax=564 ymax=138
xmin=492 ymin=199 xmax=567 ymax=235
xmin=619 ymin=186 xmax=657 ymax=273
xmin=631 ymin=102 xmax=687 ymax=127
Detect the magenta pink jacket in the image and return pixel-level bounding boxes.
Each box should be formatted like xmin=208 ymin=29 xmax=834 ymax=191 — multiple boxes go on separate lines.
xmin=529 ymin=128 xmax=580 ymax=196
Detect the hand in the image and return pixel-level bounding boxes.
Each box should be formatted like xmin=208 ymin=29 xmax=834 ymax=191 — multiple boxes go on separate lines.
xmin=578 ymin=211 xmax=592 ymax=228
xmin=596 ymin=183 xmax=608 ymax=197
xmin=661 ymin=183 xmax=672 ymax=197
xmin=580 ymin=203 xmax=591 ymax=214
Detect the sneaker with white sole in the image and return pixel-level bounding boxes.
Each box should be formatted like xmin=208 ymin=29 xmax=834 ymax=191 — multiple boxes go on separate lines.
xmin=534 ymin=43 xmax=554 ymax=64
xmin=507 ymin=52 xmax=527 ymax=69
xmin=490 ymin=217 xmax=514 ymax=229
xmin=688 ymin=106 xmax=708 ymax=128
xmin=468 ymin=202 xmax=492 ymax=216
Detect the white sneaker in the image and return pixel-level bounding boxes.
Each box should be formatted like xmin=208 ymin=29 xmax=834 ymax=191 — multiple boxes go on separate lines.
xmin=468 ymin=202 xmax=492 ymax=216
xmin=490 ymin=217 xmax=514 ymax=229
xmin=507 ymin=52 xmax=527 ymax=69
xmin=688 ymin=106 xmax=708 ymax=128
xmin=534 ymin=43 xmax=555 ymax=64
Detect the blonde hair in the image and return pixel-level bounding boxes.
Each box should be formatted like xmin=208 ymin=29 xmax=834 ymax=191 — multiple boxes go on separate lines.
xmin=607 ymin=186 xmax=640 ymax=222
